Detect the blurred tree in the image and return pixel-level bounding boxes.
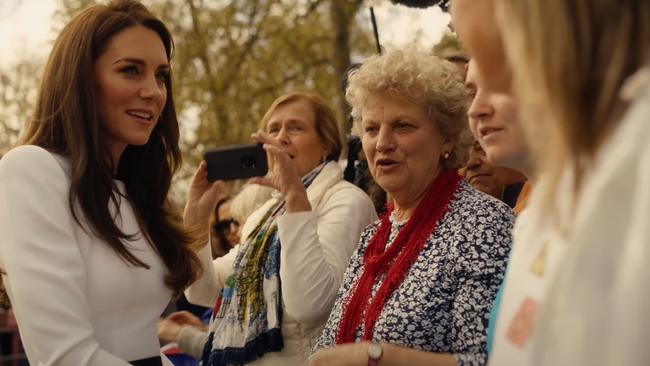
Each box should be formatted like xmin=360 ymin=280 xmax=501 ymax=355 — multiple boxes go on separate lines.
xmin=433 ymin=31 xmax=463 ymax=57
xmin=433 ymin=31 xmax=468 ymax=77
xmin=0 ymin=59 xmax=42 ymax=158
xmin=151 ymin=0 xmax=372 ymax=159
xmin=149 ymin=0 xmax=374 ymax=197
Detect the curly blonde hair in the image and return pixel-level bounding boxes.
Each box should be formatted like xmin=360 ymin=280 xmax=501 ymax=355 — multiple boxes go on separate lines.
xmin=346 ymin=48 xmax=472 ymax=169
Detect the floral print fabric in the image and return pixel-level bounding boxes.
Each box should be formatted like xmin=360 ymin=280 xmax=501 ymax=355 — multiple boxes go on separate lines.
xmin=314 ymin=181 xmax=514 ymax=366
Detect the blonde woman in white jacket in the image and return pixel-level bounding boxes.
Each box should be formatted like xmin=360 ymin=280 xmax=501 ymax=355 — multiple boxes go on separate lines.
xmin=183 ymin=92 xmax=377 ymax=366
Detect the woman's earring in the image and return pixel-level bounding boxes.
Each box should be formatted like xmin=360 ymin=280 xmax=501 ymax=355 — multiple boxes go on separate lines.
xmin=443 ymin=151 xmax=450 ymax=160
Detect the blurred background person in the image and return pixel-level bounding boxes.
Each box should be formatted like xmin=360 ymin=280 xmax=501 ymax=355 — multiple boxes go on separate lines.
xmin=463 ymin=57 xmax=535 ymax=358
xmin=183 ymin=92 xmax=377 ymax=366
xmin=209 ymin=196 xmax=238 ymax=259
xmin=464 ymin=59 xmax=533 ymax=215
xmin=310 ymin=48 xmax=513 ymax=366
xmin=494 ymin=0 xmax=650 ymax=365
xmin=227 ymin=183 xmax=275 ymax=230
xmin=460 ymin=140 xmax=526 ymax=209
xmin=452 ymin=0 xmax=650 ymax=365
xmin=433 ymin=32 xmax=469 ymax=79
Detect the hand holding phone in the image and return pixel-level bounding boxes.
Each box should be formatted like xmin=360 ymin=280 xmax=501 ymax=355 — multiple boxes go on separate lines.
xmin=203 ymin=143 xmax=268 ymax=182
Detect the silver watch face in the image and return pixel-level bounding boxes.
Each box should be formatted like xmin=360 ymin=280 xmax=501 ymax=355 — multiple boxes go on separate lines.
xmin=368 ymin=343 xmax=383 ymax=359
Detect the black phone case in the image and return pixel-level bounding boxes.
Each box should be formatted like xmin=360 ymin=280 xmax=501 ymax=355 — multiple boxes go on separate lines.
xmin=204 ymin=143 xmax=268 ymax=182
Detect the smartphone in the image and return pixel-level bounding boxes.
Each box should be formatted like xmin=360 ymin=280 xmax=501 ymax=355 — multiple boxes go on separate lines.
xmin=203 ymin=143 xmax=268 ymax=182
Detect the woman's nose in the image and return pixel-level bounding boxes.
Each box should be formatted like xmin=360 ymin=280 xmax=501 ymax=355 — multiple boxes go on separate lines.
xmin=468 ymin=92 xmax=494 ymax=121
xmin=375 ymin=126 xmax=395 ymax=152
xmin=276 ymin=127 xmax=291 ymax=145
xmin=139 ymin=73 xmax=164 ymax=101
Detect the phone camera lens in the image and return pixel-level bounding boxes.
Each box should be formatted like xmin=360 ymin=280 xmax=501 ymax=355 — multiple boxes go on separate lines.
xmin=242 ymin=156 xmax=256 ymax=169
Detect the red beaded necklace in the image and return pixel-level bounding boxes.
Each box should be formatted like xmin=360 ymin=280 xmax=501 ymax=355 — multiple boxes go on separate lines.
xmin=335 ymin=169 xmax=462 ymax=343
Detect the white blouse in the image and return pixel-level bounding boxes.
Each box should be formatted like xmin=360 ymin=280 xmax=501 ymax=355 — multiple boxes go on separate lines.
xmin=532 ymin=64 xmax=650 ymax=366
xmin=0 ymin=145 xmax=173 ymax=366
xmin=492 ymin=64 xmax=650 ymax=366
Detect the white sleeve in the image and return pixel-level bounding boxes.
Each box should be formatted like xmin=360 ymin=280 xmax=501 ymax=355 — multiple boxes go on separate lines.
xmin=277 ymin=185 xmax=377 ymax=324
xmin=184 ymin=241 xmax=237 ymax=307
xmin=177 ymin=326 xmax=208 ymax=359
xmin=608 ymin=137 xmax=650 ymax=365
xmin=0 ymin=146 xmax=131 ymax=366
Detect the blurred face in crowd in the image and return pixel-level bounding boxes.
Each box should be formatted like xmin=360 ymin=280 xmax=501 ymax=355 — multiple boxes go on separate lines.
xmin=361 ymin=93 xmax=452 ymax=206
xmin=217 ymin=200 xmax=239 ymax=247
xmin=460 ymin=141 xmax=525 ymax=199
xmin=94 ymin=25 xmax=169 ymax=164
xmin=466 ymin=61 xmax=531 ymax=175
xmin=443 ymin=54 xmax=470 ymax=79
xmin=460 ymin=141 xmax=503 ymax=198
xmin=265 ymin=99 xmax=328 ymax=177
xmin=450 ymin=0 xmax=512 ymax=93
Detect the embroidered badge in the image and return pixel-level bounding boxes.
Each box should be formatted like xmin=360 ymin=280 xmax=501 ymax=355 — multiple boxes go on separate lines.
xmin=506 ymin=297 xmax=538 ymax=349
xmin=530 ymin=241 xmax=547 ymax=277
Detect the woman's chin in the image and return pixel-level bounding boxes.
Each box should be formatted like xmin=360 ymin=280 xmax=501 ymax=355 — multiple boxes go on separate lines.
xmin=375 ymin=179 xmax=404 ymax=196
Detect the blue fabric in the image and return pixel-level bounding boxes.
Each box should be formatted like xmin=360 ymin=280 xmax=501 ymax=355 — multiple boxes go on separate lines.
xmin=486 ymin=279 xmax=505 ymax=356
xmin=168 ymin=354 xmax=198 ymax=366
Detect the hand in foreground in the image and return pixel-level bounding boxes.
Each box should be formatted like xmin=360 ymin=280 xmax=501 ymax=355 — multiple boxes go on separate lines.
xmin=249 ymin=131 xmax=310 ymax=212
xmin=184 ymin=161 xmax=222 ymax=231
xmin=308 ymin=342 xmax=370 ymax=366
xmin=157 ymin=311 xmax=206 ymax=343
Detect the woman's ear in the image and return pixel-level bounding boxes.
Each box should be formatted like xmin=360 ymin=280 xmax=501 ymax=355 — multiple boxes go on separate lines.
xmin=442 ymin=137 xmax=454 ymax=157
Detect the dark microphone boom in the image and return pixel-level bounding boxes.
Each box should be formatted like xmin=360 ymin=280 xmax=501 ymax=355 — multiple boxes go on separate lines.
xmin=389 ymin=0 xmax=449 ymax=11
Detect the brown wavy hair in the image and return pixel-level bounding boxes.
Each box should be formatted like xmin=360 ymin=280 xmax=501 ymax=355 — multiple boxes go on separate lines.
xmin=7 ymin=0 xmax=200 ymax=299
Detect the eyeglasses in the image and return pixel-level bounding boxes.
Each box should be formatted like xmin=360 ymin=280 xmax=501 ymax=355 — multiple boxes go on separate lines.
xmin=213 ymin=219 xmax=239 ymax=234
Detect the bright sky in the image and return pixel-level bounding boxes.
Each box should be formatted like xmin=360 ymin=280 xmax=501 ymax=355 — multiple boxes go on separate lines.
xmin=0 ymin=0 xmax=57 ymax=66
xmin=0 ymin=0 xmax=450 ymax=68
xmin=367 ymin=3 xmax=450 ymax=51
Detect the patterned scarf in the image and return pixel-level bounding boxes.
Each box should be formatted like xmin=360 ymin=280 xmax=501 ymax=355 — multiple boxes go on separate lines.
xmin=201 ymin=163 xmax=327 ymax=365
xmin=335 ymin=169 xmax=461 ymax=343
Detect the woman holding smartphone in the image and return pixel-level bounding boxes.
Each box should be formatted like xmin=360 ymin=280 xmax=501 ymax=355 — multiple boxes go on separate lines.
xmin=184 ymin=92 xmax=377 ymax=365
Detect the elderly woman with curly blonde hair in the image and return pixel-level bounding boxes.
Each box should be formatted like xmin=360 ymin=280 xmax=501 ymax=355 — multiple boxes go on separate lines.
xmin=309 ymin=48 xmax=514 ymax=366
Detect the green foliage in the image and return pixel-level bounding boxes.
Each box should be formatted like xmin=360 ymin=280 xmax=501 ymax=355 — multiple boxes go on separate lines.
xmin=0 ymin=59 xmax=42 ymax=157
xmin=432 ymin=31 xmax=464 ymax=58
xmin=150 ymin=0 xmax=372 ymax=160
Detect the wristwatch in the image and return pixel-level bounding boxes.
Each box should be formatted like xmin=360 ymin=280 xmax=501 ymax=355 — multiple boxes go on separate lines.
xmin=367 ymin=342 xmax=383 ymax=366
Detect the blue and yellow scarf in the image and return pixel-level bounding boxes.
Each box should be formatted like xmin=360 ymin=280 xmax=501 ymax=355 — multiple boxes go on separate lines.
xmin=201 ymin=163 xmax=327 ymax=365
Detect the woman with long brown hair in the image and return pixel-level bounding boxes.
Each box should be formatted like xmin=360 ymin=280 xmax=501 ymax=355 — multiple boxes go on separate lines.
xmin=0 ymin=1 xmax=212 ymax=365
